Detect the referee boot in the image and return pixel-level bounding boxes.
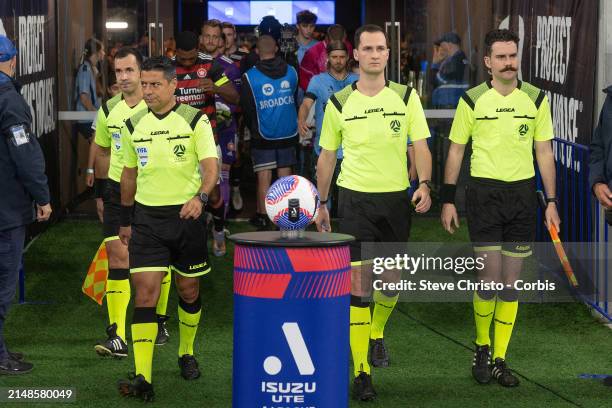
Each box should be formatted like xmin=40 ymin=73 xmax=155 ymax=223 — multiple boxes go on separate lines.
xmin=118 ymin=373 xmax=154 ymax=402
xmin=155 ymin=315 xmax=170 ymax=346
xmin=0 ymin=354 xmax=33 ymax=375
xmin=178 ymin=354 xmax=201 ymax=380
xmin=353 ymin=371 xmax=377 ymax=401
xmin=94 ymin=323 xmax=128 ymax=358
xmin=369 ymin=338 xmax=390 ymax=368
xmin=491 ymin=358 xmax=520 ymax=387
xmin=472 ymin=344 xmax=492 ymax=384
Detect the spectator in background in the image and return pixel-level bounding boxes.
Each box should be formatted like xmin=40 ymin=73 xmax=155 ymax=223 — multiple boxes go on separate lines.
xmin=299 ymin=24 xmax=352 ymax=91
xmin=164 ymin=37 xmax=176 ymax=58
xmin=295 ymin=10 xmax=319 ymax=65
xmin=75 ymin=38 xmax=104 ymax=141
xmin=241 ymin=35 xmax=298 ymax=229
xmin=430 ymin=32 xmax=469 ymax=108
xmin=589 ymin=85 xmax=612 ymax=225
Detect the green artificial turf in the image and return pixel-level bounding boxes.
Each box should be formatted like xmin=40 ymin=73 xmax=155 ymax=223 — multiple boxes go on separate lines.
xmin=0 ymin=218 xmax=610 ymax=407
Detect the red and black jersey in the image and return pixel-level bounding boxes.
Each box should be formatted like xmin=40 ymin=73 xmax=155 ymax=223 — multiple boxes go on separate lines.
xmin=173 ymin=52 xmax=229 ymax=132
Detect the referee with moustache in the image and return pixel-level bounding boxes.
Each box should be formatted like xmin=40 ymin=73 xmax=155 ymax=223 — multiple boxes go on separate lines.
xmin=117 ymin=56 xmax=218 ymax=401
xmin=441 ymin=29 xmax=560 ymax=388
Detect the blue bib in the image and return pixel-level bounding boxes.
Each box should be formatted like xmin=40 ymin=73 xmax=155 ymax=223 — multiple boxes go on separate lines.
xmin=245 ymin=66 xmax=298 ymax=140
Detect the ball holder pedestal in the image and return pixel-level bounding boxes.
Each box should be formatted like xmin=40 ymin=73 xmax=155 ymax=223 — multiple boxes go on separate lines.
xmin=229 ymin=231 xmax=354 ymax=408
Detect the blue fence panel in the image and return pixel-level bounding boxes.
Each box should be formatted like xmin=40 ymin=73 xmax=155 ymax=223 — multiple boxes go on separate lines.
xmin=537 ymin=138 xmax=611 ymax=320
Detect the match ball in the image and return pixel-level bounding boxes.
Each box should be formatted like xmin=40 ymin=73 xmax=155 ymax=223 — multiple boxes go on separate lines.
xmin=265 ymin=175 xmax=319 ymax=230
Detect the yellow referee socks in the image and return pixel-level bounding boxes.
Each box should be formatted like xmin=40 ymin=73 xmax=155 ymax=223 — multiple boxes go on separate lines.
xmin=473 ymin=290 xmax=496 ymax=346
xmin=106 ymin=268 xmax=131 ymax=340
xmin=156 ymin=269 xmax=172 ymax=318
xmin=350 ymin=297 xmax=371 ymax=376
xmin=493 ymin=290 xmax=518 ymax=360
xmin=178 ymin=297 xmax=202 ymax=357
xmin=370 ymin=290 xmax=398 ymax=340
xmin=131 ymin=307 xmax=157 ymax=383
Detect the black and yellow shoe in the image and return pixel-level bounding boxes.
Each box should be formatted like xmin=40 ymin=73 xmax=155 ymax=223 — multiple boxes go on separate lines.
xmin=155 ymin=315 xmax=170 ymax=346
xmin=118 ymin=373 xmax=154 ymax=402
xmin=492 ymin=358 xmax=520 ymax=387
xmin=369 ymin=338 xmax=389 ymax=368
xmin=472 ymin=344 xmax=492 ymax=384
xmin=352 ymin=372 xmax=376 ymax=401
xmin=178 ymin=354 xmax=201 ymax=380
xmin=94 ymin=323 xmax=128 ymax=358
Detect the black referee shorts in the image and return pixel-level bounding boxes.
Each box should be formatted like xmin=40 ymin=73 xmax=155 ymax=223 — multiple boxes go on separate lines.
xmin=102 ymin=179 xmax=121 ymax=238
xmin=337 ymin=187 xmax=412 ymax=264
xmin=129 ymin=203 xmax=210 ymax=277
xmin=466 ymin=177 xmax=537 ymax=257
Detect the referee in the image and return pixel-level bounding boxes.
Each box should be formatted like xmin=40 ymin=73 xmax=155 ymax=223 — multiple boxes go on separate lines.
xmin=117 ymin=57 xmax=218 ymax=401
xmin=441 ymin=29 xmax=560 ymax=387
xmin=315 ymin=24 xmax=432 ymax=401
xmin=87 ymin=47 xmax=173 ymax=358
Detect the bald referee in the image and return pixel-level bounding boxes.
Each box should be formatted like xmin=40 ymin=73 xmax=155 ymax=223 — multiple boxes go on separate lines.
xmin=315 ymin=24 xmax=432 ymax=401
xmin=441 ymin=29 xmax=560 ymax=387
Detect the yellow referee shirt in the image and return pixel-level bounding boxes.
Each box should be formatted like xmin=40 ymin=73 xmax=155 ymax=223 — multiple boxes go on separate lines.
xmin=121 ymin=103 xmax=218 ymax=206
xmin=449 ymin=80 xmax=554 ymax=182
xmin=319 ymin=81 xmax=430 ymax=193
xmin=94 ymin=93 xmax=148 ymax=183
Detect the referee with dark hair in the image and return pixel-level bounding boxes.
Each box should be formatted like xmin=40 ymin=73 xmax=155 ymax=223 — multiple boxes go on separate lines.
xmin=441 ymin=29 xmax=560 ymax=387
xmin=117 ymin=56 xmax=218 ymax=401
xmin=87 ymin=47 xmax=174 ymax=359
xmin=316 ymin=25 xmax=432 ymax=401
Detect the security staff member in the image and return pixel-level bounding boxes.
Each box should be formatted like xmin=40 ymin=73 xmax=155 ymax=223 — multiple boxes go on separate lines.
xmin=117 ymin=57 xmax=218 ymax=401
xmin=440 ymin=29 xmax=560 ymax=388
xmin=315 ymin=25 xmax=432 ymax=401
xmin=0 ymin=35 xmax=52 ymax=374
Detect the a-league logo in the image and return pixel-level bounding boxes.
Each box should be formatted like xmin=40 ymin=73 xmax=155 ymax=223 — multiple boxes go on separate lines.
xmin=390 ymin=120 xmax=401 ymax=133
xmin=173 ymin=144 xmax=186 ymax=157
xmin=263 ymin=322 xmax=315 ymax=376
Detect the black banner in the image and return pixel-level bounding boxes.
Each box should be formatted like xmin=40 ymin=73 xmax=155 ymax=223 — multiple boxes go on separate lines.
xmin=1 ymin=0 xmax=58 ymax=234
xmin=494 ymin=0 xmax=597 ymax=147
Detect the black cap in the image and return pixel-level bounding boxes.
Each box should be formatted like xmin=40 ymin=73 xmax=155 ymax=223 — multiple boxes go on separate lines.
xmin=259 ymin=16 xmax=282 ymax=41
xmin=434 ymin=32 xmax=461 ymax=46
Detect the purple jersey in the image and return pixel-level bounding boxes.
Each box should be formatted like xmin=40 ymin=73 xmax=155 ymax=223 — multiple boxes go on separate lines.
xmin=215 ymin=55 xmax=241 ymax=162
xmin=215 ymin=55 xmax=241 ymax=111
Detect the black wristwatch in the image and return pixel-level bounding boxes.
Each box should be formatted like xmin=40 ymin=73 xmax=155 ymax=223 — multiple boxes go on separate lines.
xmin=197 ymin=192 xmax=209 ymax=205
xmin=546 ymin=197 xmax=558 ymax=206
xmin=419 ymin=180 xmax=432 ymax=190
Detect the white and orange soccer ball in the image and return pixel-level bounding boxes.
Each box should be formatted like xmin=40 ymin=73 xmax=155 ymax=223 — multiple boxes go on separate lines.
xmin=265 ymin=175 xmax=320 ymax=230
